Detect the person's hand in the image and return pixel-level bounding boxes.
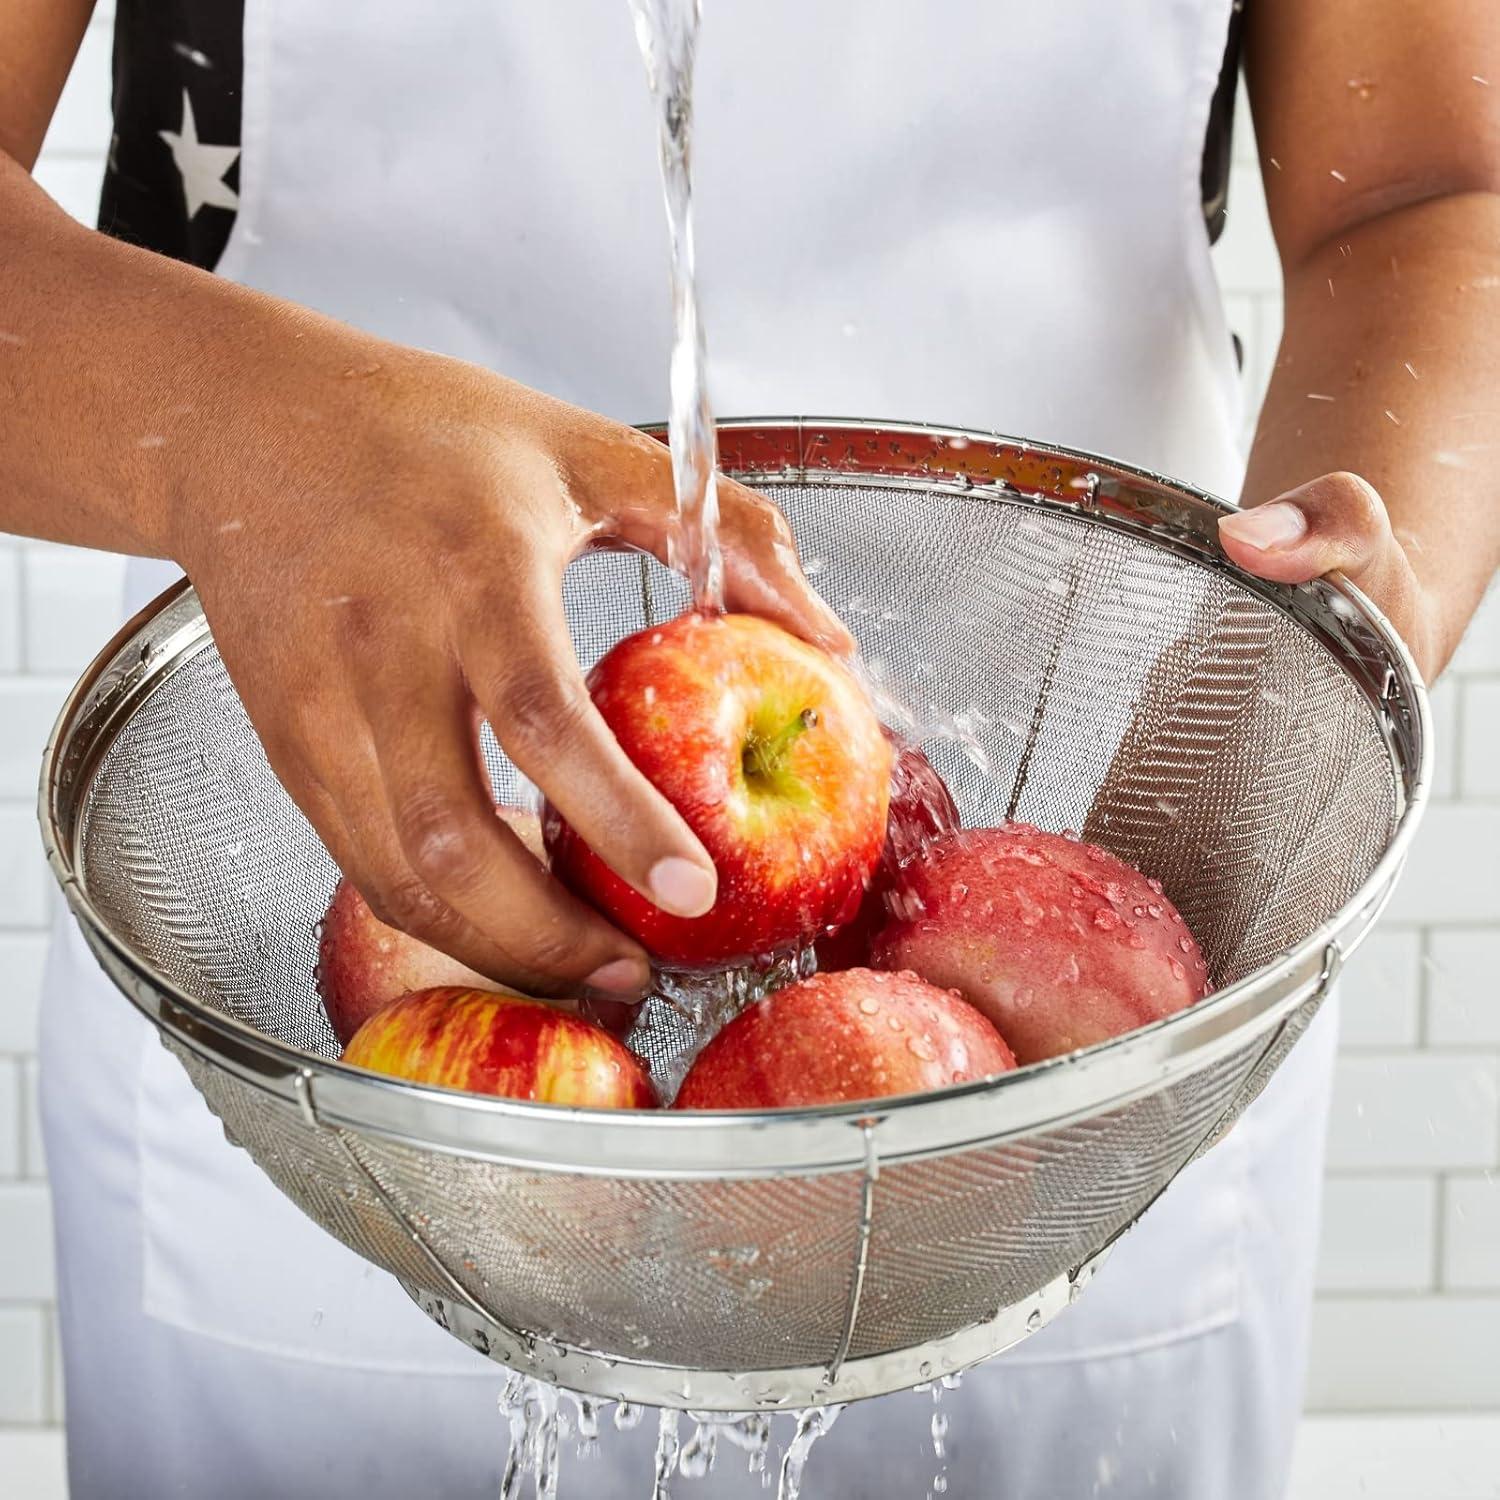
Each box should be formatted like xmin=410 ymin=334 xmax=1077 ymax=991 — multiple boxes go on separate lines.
xmin=172 ymin=336 xmax=851 ymax=1003
xmin=1217 ymin=472 xmax=1440 ymax=679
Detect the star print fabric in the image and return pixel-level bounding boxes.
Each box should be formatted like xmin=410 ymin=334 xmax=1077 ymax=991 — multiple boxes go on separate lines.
xmin=100 ymin=0 xmax=244 ymax=270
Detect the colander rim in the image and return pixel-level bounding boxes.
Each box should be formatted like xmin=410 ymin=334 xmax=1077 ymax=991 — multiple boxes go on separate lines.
xmin=38 ymin=418 xmax=1432 ymax=1178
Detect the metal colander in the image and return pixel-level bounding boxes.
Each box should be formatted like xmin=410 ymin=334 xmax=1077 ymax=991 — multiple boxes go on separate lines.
xmin=39 ymin=420 xmax=1429 ymax=1410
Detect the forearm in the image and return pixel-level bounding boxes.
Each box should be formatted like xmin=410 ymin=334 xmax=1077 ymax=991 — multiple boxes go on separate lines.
xmin=1243 ymin=191 xmax=1500 ymax=675
xmin=0 ymin=150 xmax=397 ymax=560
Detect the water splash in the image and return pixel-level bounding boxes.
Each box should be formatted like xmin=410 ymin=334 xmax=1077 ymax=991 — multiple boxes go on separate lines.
xmin=628 ymin=946 xmax=815 ymax=1099
xmin=627 ymin=0 xmax=723 ymax=612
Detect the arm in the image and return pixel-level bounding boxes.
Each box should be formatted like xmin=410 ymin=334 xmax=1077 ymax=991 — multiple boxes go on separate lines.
xmin=0 ymin=2 xmax=849 ymax=999
xmin=1221 ymin=0 xmax=1500 ymax=679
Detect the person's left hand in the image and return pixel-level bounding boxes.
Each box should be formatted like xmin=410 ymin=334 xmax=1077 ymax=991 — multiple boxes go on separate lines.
xmin=1217 ymin=472 xmax=1440 ymax=680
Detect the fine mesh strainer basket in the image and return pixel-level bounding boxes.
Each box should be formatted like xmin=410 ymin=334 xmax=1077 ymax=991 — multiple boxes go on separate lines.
xmin=40 ymin=419 xmax=1429 ymax=1410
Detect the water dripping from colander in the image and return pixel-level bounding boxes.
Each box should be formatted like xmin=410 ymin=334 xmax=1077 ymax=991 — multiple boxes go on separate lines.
xmin=776 ymin=1405 xmax=844 ymax=1500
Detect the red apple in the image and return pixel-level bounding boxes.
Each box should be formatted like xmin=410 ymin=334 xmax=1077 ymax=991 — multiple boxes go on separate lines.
xmin=870 ymin=824 xmax=1210 ymax=1066
xmin=673 ymin=967 xmax=1016 ymax=1109
xmin=815 ymin=736 xmax=961 ymax=972
xmin=317 ymin=806 xmax=546 ymax=1045
xmin=342 ymin=986 xmax=656 ymax=1107
xmin=545 ymin=612 xmax=892 ymax=968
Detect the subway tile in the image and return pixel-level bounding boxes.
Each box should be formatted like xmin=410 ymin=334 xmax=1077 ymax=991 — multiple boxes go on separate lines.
xmin=0 ymin=547 xmax=19 ymax=672
xmin=1325 ymin=1055 xmax=1499 ymax=1171
xmin=1384 ymin=806 xmax=1500 ymax=924
xmin=0 ymin=1305 xmax=47 ymax=1425
xmin=0 ymin=678 xmax=72 ymax=799
xmin=1307 ymin=1296 xmax=1500 ymax=1410
xmin=0 ymin=1060 xmax=18 ymax=1177
xmin=1442 ymin=1173 xmax=1500 ymax=1293
xmin=37 ymin=20 xmax=113 ymax=158
xmin=0 ymin=1430 xmax=67 ymax=1499
xmin=1289 ymin=1413 xmax=1500 ymax=1498
xmin=1460 ymin=680 xmax=1500 ymax=798
xmin=1426 ymin=930 xmax=1500 ymax=1047
xmin=23 ymin=1057 xmax=44 ymax=1179
xmin=1316 ymin=1176 xmax=1435 ymax=1292
xmin=1425 ymin=674 xmax=1459 ymax=802
xmin=21 ymin=545 xmax=126 ymax=676
xmin=0 ymin=1182 xmax=55 ymax=1299
xmin=0 ymin=803 xmax=49 ymax=930
xmin=1451 ymin=585 xmax=1500 ymax=674
xmin=1338 ymin=927 xmax=1421 ymax=1049
xmin=0 ymin=933 xmax=47 ymax=1053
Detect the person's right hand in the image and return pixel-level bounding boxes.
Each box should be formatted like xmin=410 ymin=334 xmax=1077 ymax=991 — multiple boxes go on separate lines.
xmin=173 ymin=325 xmax=852 ymax=1003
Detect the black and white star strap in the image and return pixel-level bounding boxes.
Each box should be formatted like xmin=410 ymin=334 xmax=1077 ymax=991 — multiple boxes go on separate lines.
xmin=101 ymin=0 xmax=245 ymax=272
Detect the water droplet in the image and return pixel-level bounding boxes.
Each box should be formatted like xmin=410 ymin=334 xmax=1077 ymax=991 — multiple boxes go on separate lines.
xmin=1027 ymin=1308 xmax=1044 ymax=1331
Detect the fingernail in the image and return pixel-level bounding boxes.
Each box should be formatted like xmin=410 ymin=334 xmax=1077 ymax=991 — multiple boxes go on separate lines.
xmin=582 ymin=956 xmax=651 ymax=998
xmin=1219 ymin=501 xmax=1308 ymax=551
xmin=649 ymin=855 xmax=717 ymax=917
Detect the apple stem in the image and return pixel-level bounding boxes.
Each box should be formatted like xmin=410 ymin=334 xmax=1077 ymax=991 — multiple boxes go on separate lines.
xmin=744 ymin=707 xmax=819 ymax=782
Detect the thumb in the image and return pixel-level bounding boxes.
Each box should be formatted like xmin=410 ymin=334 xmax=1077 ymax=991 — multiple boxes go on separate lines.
xmin=1217 ymin=472 xmax=1392 ymax=586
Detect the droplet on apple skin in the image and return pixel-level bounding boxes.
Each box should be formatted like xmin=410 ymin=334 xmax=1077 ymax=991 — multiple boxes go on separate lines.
xmin=869 ymin=825 xmax=1209 ymax=1066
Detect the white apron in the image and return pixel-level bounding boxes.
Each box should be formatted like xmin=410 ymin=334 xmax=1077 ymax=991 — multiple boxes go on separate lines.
xmin=41 ymin=2 xmax=1338 ymax=1496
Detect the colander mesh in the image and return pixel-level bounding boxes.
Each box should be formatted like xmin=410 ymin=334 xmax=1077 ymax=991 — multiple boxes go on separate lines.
xmin=75 ymin=473 xmax=1397 ymax=1380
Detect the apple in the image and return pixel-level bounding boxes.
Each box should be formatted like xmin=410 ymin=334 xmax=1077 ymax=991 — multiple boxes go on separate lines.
xmin=673 ymin=967 xmax=1016 ymax=1109
xmin=342 ymin=985 xmax=657 ymax=1107
xmin=815 ymin=736 xmax=961 ymax=972
xmin=545 ymin=612 xmax=892 ymax=968
xmin=870 ymin=824 xmax=1210 ymax=1066
xmin=317 ymin=806 xmax=546 ymax=1045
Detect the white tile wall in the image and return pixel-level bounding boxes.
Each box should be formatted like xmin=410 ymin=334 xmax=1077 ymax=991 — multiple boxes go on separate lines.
xmin=0 ymin=933 xmax=47 ymax=1054
xmin=1338 ymin=929 xmax=1421 ymax=1050
xmin=0 ymin=1306 xmax=48 ymax=1425
xmin=1316 ymin=1177 xmax=1436 ymax=1292
xmin=1427 ymin=931 xmax=1500 ymax=1047
xmin=1462 ymin=681 xmax=1500 ymax=798
xmin=1309 ymin=1297 xmax=1500 ymax=1411
xmin=0 ymin=1060 xmax=19 ymax=1178
xmin=0 ymin=17 xmax=1497 ymax=1453
xmin=0 ymin=547 xmax=20 ymax=673
xmin=1326 ymin=1056 xmax=1500 ymax=1172
xmin=0 ymin=1184 xmax=56 ymax=1301
xmin=1443 ymin=1173 xmax=1500 ymax=1293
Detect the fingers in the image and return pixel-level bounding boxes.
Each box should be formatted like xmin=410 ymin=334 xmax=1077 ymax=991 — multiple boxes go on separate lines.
xmin=715 ymin=474 xmax=857 ymax=656
xmin=349 ymin=656 xmax=658 ymax=999
xmin=1217 ymin=472 xmax=1393 ymax=586
xmin=598 ymin=429 xmax=855 ymax=655
xmin=458 ymin=573 xmax=719 ymax=919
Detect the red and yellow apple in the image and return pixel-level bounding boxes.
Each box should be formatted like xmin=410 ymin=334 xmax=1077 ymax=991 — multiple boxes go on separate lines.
xmin=870 ymin=824 xmax=1210 ymax=1065
xmin=815 ymin=736 xmax=961 ymax=972
xmin=546 ymin=612 xmax=893 ymax=968
xmin=317 ymin=805 xmax=546 ymax=1045
xmin=673 ymin=967 xmax=1016 ymax=1109
xmin=342 ymin=985 xmax=656 ymax=1107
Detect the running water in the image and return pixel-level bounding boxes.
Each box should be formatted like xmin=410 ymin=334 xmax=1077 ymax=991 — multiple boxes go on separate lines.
xmin=651 ymin=1408 xmax=682 ymax=1500
xmin=776 ymin=1405 xmax=845 ymax=1500
xmin=500 ymin=1380 xmax=842 ymax=1497
xmin=500 ymin=1374 xmax=561 ymax=1500
xmin=627 ymin=0 xmax=724 ymax=612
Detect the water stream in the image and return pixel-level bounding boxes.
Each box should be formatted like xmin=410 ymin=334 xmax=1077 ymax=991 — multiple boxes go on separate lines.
xmin=626 ymin=0 xmax=724 ymax=613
